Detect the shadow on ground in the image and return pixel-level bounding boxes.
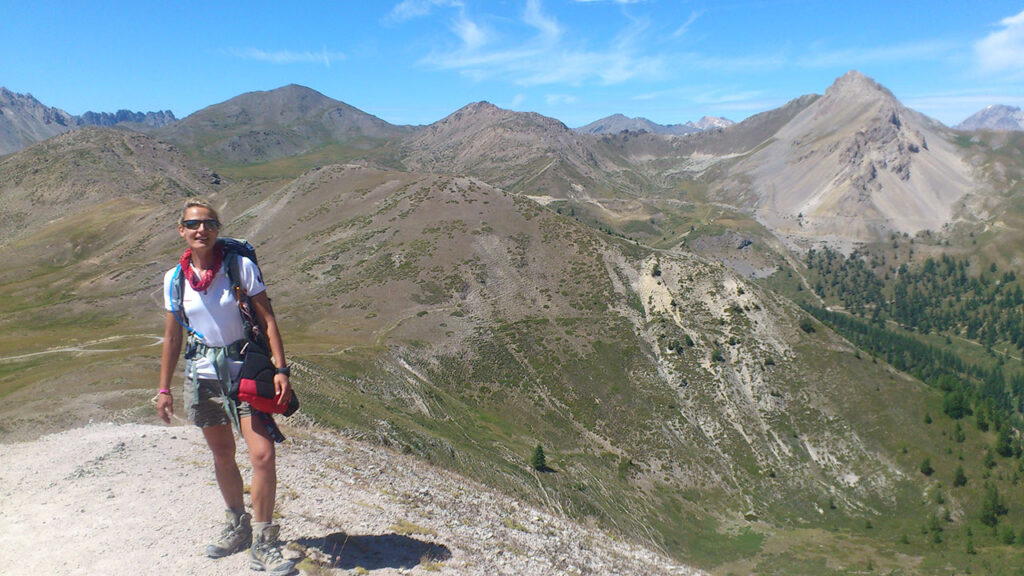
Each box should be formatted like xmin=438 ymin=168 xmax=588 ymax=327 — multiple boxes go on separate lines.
xmin=296 ymin=532 xmax=451 ymax=570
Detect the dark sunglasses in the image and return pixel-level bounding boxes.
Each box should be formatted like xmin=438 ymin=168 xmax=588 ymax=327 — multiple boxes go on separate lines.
xmin=181 ymin=218 xmax=221 ymax=231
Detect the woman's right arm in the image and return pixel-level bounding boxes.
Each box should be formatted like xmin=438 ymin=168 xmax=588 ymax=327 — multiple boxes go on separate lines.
xmin=157 ymin=311 xmax=183 ymax=423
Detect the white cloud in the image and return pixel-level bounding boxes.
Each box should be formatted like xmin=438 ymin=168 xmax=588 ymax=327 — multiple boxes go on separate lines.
xmin=386 ymin=0 xmax=463 ymax=23
xmin=672 ymin=10 xmax=701 ymax=38
xmin=976 ymin=9 xmax=1024 ymax=76
xmin=634 ymin=86 xmax=765 ymax=107
xmin=453 ymin=15 xmax=490 ymax=51
xmin=693 ymin=89 xmax=765 ymax=105
xmin=905 ymin=92 xmax=1023 ymax=110
xmin=436 ymin=46 xmax=666 ymax=87
xmin=420 ymin=0 xmax=665 ymax=87
xmin=682 ymin=52 xmax=787 ymax=73
xmin=797 ymin=41 xmax=956 ymax=69
xmin=525 ymin=0 xmax=561 ymax=40
xmin=546 ymin=93 xmax=578 ymax=105
xmin=636 ymin=39 xmax=947 ymax=78
xmin=229 ymin=47 xmax=346 ymax=67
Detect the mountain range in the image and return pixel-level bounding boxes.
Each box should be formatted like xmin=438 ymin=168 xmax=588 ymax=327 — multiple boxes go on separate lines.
xmin=0 ymin=87 xmax=176 ymax=155
xmin=575 ymin=113 xmax=734 ymax=135
xmin=5 ymin=80 xmax=1016 ymax=159
xmin=3 ymin=71 xmax=1024 ymax=574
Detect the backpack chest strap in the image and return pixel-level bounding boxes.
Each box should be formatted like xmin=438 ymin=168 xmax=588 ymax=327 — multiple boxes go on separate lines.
xmin=185 ymin=334 xmax=248 ymax=362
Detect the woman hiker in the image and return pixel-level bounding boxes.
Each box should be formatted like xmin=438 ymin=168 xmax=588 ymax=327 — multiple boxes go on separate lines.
xmin=156 ymin=198 xmax=295 ymax=575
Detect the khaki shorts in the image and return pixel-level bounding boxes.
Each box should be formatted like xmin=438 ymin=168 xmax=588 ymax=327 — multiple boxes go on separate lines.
xmin=184 ymin=377 xmax=252 ymax=428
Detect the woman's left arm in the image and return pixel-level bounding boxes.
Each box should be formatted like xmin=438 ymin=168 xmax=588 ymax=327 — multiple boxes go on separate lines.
xmin=250 ymin=291 xmax=292 ymax=406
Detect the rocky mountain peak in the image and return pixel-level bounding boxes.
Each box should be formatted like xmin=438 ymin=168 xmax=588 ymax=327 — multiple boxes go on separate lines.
xmin=955 ymin=104 xmax=1024 ymax=131
xmin=462 ymin=100 xmax=501 ymax=113
xmin=437 ymin=101 xmax=568 ymax=134
xmin=0 ymin=88 xmax=71 ymax=123
xmin=158 ymin=84 xmax=408 ymax=164
xmin=190 ymin=84 xmax=339 ymax=123
xmin=77 ymin=109 xmax=177 ymax=128
xmin=1 ymin=87 xmax=38 ymax=107
xmin=1 ymin=87 xmax=182 ymax=155
xmin=824 ymin=70 xmax=898 ymax=103
xmin=0 ymin=87 xmax=76 ymax=155
xmin=690 ymin=116 xmax=735 ymax=131
xmin=575 ymin=113 xmax=666 ymax=135
xmin=443 ymin=101 xmax=509 ymax=124
xmin=732 ymin=71 xmax=972 ymax=243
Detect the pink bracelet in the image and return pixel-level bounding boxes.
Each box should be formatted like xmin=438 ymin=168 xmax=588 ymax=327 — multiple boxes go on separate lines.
xmin=158 ymin=388 xmax=172 ymax=395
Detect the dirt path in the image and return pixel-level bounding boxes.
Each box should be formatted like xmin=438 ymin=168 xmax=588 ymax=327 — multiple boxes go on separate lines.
xmin=0 ymin=335 xmax=163 ymax=363
xmin=0 ymin=420 xmax=701 ymax=576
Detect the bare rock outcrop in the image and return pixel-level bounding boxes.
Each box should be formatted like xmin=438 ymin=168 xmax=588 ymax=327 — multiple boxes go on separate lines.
xmin=724 ymin=71 xmax=975 ymax=244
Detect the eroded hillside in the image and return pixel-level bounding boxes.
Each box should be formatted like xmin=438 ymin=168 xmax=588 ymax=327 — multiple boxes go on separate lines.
xmin=0 ymin=151 xmax=952 ymax=570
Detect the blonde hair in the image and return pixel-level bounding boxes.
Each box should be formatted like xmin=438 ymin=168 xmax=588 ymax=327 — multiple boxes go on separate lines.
xmin=179 ymin=198 xmax=221 ymax=225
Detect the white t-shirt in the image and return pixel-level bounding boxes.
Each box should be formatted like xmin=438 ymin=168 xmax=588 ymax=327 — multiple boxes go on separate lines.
xmin=163 ymin=255 xmax=266 ymax=380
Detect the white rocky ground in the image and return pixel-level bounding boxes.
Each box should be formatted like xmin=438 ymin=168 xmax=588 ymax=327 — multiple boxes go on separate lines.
xmin=0 ymin=419 xmax=702 ymax=576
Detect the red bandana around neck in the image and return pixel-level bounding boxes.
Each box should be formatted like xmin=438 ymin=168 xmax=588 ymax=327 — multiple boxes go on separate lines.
xmin=179 ymin=244 xmax=224 ymax=292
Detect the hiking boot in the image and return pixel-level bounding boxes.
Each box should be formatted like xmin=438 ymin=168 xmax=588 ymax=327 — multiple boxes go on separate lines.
xmin=249 ymin=523 xmax=295 ymax=575
xmin=206 ymin=509 xmax=252 ymax=558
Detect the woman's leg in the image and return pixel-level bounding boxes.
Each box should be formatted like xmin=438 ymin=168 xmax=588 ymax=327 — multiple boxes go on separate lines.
xmin=202 ymin=423 xmax=244 ymax=511
xmin=240 ymin=414 xmax=276 ymax=522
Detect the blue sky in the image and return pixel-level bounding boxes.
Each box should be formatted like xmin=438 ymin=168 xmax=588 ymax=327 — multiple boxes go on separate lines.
xmin=2 ymin=1 xmax=1023 ymax=128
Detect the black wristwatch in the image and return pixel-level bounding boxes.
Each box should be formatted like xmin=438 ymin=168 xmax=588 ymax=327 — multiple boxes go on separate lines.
xmin=275 ymin=365 xmax=291 ymax=377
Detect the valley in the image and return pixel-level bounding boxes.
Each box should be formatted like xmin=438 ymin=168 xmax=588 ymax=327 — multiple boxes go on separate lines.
xmin=3 ymin=71 xmax=1024 ymax=574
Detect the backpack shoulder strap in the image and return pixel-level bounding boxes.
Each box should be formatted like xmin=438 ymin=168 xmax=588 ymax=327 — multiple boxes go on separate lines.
xmin=217 ymin=238 xmax=266 ymax=347
xmin=219 ymin=237 xmax=258 ymax=265
xmin=169 ymin=263 xmax=187 ymax=326
xmin=169 ymin=263 xmax=204 ymax=340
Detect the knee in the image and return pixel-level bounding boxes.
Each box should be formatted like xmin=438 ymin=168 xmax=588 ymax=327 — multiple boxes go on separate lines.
xmin=249 ymin=446 xmax=275 ymax=471
xmin=210 ymin=444 xmax=236 ymax=466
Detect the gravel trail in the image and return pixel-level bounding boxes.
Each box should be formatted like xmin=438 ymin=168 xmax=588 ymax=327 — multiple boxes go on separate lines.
xmin=0 ymin=421 xmax=701 ymax=576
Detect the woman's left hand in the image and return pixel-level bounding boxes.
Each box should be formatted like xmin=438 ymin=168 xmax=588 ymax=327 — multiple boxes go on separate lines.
xmin=275 ymin=373 xmax=292 ymax=406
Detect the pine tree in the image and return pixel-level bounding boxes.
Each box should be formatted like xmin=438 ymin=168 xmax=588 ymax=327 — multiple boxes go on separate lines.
xmin=953 ymin=421 xmax=966 ymax=443
xmin=953 ymin=465 xmax=967 ymax=487
xmin=920 ymin=458 xmax=934 ymax=476
xmin=980 ymin=483 xmax=1006 ymax=527
xmin=943 ymin=390 xmax=968 ymax=420
xmin=995 ymin=425 xmax=1014 ymax=458
xmin=530 ymin=443 xmax=547 ymax=471
xmin=799 ymin=317 xmax=816 ymax=333
xmin=984 ymin=449 xmax=996 ymax=469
